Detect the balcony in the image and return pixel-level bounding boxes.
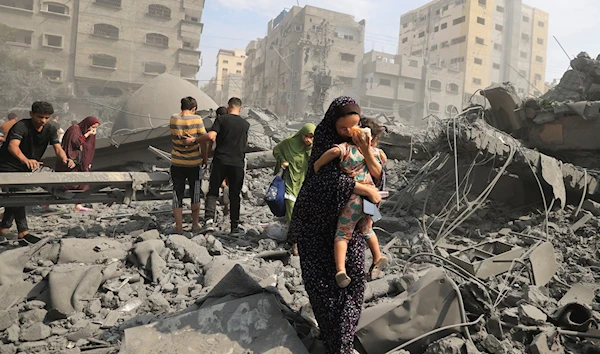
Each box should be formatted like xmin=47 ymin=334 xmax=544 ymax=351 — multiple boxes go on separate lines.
xmin=180 ymin=20 xmax=203 ymax=40
xmin=178 ymin=49 xmax=200 ymax=67
xmin=373 ymin=61 xmax=400 ymax=76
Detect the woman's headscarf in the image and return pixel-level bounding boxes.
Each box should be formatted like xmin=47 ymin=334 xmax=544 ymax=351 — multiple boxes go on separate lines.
xmin=288 ymin=96 xmax=360 ymax=243
xmin=273 ymin=123 xmax=316 ymax=197
xmin=56 ymin=116 xmax=99 ymax=172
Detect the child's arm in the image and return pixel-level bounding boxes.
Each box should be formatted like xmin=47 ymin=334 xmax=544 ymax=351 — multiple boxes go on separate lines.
xmin=363 ymin=147 xmax=382 ymax=181
xmin=314 ymin=146 xmax=341 ymax=173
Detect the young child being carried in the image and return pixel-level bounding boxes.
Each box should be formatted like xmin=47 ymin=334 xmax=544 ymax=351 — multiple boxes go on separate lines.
xmin=314 ymin=117 xmax=388 ymax=288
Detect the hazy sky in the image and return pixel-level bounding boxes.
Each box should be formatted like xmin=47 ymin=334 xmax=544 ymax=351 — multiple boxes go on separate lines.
xmin=198 ymin=0 xmax=600 ymax=87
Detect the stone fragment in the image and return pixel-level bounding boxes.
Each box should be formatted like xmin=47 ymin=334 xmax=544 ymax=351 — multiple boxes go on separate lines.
xmin=519 ymin=304 xmax=548 ymax=325
xmin=423 ymin=336 xmax=481 ymax=354
xmin=136 ymin=229 xmax=160 ymax=242
xmin=85 ymin=299 xmax=102 ymax=316
xmin=0 ymin=344 xmax=16 ymax=354
xmin=483 ymin=334 xmax=506 ymax=354
xmin=20 ymin=309 xmax=48 ymax=325
xmin=529 ymin=332 xmax=565 ymax=354
xmin=24 ymin=300 xmax=47 ymax=310
xmin=18 ymin=341 xmax=50 ymax=352
xmin=0 ymin=309 xmax=18 ymax=331
xmin=524 ymin=286 xmax=551 ymax=307
xmin=166 ymin=235 xmax=213 ymax=266
xmin=6 ymin=324 xmax=20 ymax=343
xmin=147 ymin=294 xmax=170 ymax=313
xmin=68 ymin=226 xmax=87 ymax=237
xmin=20 ymin=322 xmax=52 ymax=342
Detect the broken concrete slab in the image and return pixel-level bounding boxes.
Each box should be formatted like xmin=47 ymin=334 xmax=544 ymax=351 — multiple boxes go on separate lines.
xmin=356 ymin=267 xmax=463 ymax=354
xmin=558 ymin=284 xmax=595 ymax=306
xmin=165 ymin=235 xmax=212 ymax=266
xmin=120 ymin=293 xmax=309 ymax=354
xmin=448 ymin=241 xmax=524 ymax=280
xmin=19 ymin=322 xmax=51 ymax=342
xmin=48 ymin=264 xmax=105 ymax=318
xmin=57 ymin=238 xmax=131 ymax=264
xmin=529 ymin=242 xmax=558 ymax=287
xmin=529 ymin=331 xmax=564 ymax=354
xmin=133 ymin=239 xmax=166 ymax=283
xmin=519 ymin=304 xmax=547 ymax=325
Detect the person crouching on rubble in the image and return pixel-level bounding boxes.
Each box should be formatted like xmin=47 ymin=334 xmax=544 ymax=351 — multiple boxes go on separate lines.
xmin=272 ymin=123 xmax=316 ymax=255
xmin=313 ymin=117 xmax=388 ymax=288
xmin=169 ymin=96 xmax=209 ymax=234
xmin=0 ymin=101 xmax=75 ymax=244
xmin=55 ymin=116 xmax=100 ymax=212
xmin=287 ymin=96 xmax=382 ymax=353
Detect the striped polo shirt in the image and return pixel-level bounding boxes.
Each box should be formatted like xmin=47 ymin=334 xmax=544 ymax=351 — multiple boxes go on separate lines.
xmin=170 ymin=113 xmax=206 ymax=167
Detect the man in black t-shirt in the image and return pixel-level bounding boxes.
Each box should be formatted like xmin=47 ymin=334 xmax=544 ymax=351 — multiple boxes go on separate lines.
xmin=186 ymin=97 xmax=250 ymax=236
xmin=0 ymin=101 xmax=75 ymax=244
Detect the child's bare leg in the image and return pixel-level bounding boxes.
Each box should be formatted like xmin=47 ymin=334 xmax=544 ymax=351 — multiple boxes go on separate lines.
xmin=366 ymin=235 xmax=382 ymax=264
xmin=334 ymin=237 xmax=349 ymax=273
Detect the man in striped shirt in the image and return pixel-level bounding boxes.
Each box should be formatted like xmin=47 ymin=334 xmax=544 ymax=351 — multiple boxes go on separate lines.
xmin=170 ymin=96 xmax=208 ymax=234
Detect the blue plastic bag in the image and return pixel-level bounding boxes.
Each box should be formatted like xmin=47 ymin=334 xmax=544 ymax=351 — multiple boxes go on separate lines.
xmin=264 ymin=171 xmax=286 ymax=217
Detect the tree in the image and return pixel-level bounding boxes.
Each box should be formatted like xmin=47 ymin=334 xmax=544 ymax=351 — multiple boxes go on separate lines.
xmin=0 ymin=24 xmax=58 ymax=112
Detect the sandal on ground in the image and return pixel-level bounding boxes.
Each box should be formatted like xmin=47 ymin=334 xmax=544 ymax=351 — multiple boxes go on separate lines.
xmin=369 ymin=256 xmax=389 ymax=280
xmin=18 ymin=234 xmax=42 ymax=247
xmin=335 ymin=271 xmax=351 ymax=288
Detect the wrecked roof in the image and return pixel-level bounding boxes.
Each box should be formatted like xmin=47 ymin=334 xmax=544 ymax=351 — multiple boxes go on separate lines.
xmin=111 ymin=73 xmax=218 ymax=135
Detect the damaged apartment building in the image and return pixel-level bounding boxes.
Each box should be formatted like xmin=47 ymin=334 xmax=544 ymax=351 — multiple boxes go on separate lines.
xmin=0 ymin=0 xmax=204 ymax=117
xmin=398 ymin=0 xmax=549 ymax=113
xmin=241 ymin=5 xmax=366 ymax=118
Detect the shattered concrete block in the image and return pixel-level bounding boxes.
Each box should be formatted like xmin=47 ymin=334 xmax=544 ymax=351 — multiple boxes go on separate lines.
xmin=146 ymin=294 xmax=170 ymax=313
xmin=85 ymin=299 xmax=102 ymax=316
xmin=57 ymin=238 xmax=131 ymax=264
xmin=0 ymin=344 xmax=16 ymax=354
xmin=20 ymin=322 xmax=51 ymax=342
xmin=483 ymin=334 xmax=507 ymax=354
xmin=6 ymin=324 xmax=19 ymax=343
xmin=67 ymin=225 xmax=87 ymax=238
xmin=19 ymin=309 xmax=48 ymax=325
xmin=519 ymin=304 xmax=548 ymax=325
xmin=24 ymin=300 xmax=47 ymax=310
xmin=165 ymin=235 xmax=213 ymax=266
xmin=529 ymin=332 xmax=564 ymax=354
xmin=136 ymin=229 xmax=160 ymax=242
xmin=423 ymin=336 xmax=482 ymax=354
xmin=121 ymin=293 xmax=308 ymax=354
xmin=133 ymin=239 xmax=166 ymax=283
xmin=0 ymin=309 xmax=18 ymax=331
xmin=18 ymin=340 xmax=50 ymax=352
xmin=48 ymin=264 xmax=105 ymax=319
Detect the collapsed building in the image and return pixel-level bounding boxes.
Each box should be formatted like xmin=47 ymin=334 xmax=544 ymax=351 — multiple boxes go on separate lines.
xmin=3 ymin=61 xmax=600 ymax=354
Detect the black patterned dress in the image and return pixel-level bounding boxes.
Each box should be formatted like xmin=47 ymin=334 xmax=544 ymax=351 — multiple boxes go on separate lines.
xmin=288 ymin=96 xmax=367 ymax=354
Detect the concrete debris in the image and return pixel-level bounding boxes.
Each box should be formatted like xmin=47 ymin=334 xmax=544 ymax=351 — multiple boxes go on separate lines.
xmin=5 ymin=89 xmax=600 ymax=354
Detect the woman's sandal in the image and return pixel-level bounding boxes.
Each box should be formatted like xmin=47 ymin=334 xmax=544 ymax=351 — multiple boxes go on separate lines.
xmin=335 ymin=271 xmax=351 ymax=288
xmin=369 ymin=256 xmax=389 ymax=280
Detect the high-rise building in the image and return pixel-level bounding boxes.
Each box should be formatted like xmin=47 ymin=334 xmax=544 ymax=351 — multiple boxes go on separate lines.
xmin=242 ymin=5 xmax=365 ymax=117
xmin=0 ymin=0 xmax=205 ymax=107
xmin=398 ymin=0 xmax=548 ymax=110
xmin=210 ymin=49 xmax=246 ymax=104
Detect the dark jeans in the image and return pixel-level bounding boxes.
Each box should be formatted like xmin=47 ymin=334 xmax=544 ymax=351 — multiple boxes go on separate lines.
xmin=205 ymin=159 xmax=244 ymax=228
xmin=1 ymin=187 xmax=28 ymax=233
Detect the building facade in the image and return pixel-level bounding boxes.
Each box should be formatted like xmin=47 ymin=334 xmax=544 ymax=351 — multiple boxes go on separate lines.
xmin=1 ymin=0 xmax=205 ymax=107
xmin=361 ymin=50 xmax=464 ymax=122
xmin=242 ymin=5 xmax=366 ymax=117
xmin=209 ymin=48 xmax=246 ymax=104
xmin=398 ymin=0 xmax=548 ymax=110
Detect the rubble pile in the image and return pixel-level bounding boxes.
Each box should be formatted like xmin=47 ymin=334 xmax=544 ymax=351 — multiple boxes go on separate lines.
xmin=3 ymin=101 xmax=600 ymax=353
xmin=543 ymin=52 xmax=600 ymax=103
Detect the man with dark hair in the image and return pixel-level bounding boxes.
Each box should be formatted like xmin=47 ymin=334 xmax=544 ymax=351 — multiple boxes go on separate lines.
xmin=1 ymin=112 xmax=18 ymax=137
xmin=215 ymin=106 xmax=227 ymax=117
xmin=169 ymin=96 xmax=209 ymax=234
xmin=0 ymin=101 xmax=75 ymax=244
xmin=186 ymin=97 xmax=249 ymax=236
